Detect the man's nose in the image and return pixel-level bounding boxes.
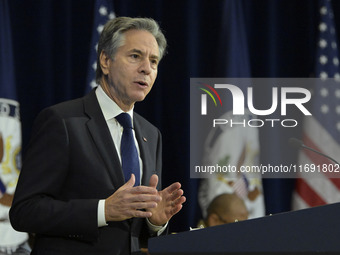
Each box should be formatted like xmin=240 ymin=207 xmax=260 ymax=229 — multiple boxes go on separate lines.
xmin=138 ymin=59 xmax=152 ymax=74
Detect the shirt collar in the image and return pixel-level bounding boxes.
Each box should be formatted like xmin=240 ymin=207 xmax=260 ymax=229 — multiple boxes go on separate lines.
xmin=95 ymin=85 xmax=134 ymax=122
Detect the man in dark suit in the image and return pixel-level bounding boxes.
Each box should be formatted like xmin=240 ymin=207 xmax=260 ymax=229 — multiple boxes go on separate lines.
xmin=9 ymin=17 xmax=186 ymax=254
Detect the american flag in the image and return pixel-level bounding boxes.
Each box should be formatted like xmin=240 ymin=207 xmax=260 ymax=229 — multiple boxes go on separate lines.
xmin=292 ymin=0 xmax=340 ymax=209
xmin=85 ymin=0 xmax=115 ymax=93
xmin=232 ymin=173 xmax=249 ymax=200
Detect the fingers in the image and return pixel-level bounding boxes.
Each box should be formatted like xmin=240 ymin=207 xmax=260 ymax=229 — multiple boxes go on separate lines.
xmin=160 ymin=182 xmax=184 ymax=202
xmin=121 ymin=174 xmax=159 ymax=196
xmin=118 ymin=206 xmax=154 ymax=219
xmin=106 ymin=178 xmax=185 ymax=223
xmin=121 ymin=185 xmax=161 ymax=205
xmin=163 ymin=183 xmax=186 ymax=214
xmin=163 ymin=182 xmax=182 ymax=194
xmin=168 ymin=195 xmax=186 ymax=216
xmin=170 ymin=188 xmax=184 ymax=200
xmin=149 ymin=174 xmax=158 ymax=188
xmin=123 ymin=174 xmax=135 ymax=188
xmin=145 ymin=182 xmax=186 ymax=226
xmin=105 ymin=177 xmax=162 ymax=222
xmin=158 ymin=182 xmax=185 ymax=210
xmin=105 ymin=196 xmax=158 ymax=222
xmin=134 ymin=210 xmax=153 ymax=218
xmin=169 ymin=190 xmax=186 ymax=210
xmin=131 ymin=193 xmax=161 ymax=204
xmin=173 ymin=195 xmax=186 ymax=207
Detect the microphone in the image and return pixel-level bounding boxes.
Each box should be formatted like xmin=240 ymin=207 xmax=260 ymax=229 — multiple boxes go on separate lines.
xmin=289 ymin=137 xmax=340 ymax=165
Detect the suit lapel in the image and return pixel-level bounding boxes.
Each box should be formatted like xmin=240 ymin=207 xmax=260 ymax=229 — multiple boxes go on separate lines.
xmin=83 ymin=90 xmax=125 ymax=189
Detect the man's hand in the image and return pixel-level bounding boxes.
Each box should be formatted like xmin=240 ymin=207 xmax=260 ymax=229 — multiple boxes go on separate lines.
xmin=147 ymin=175 xmax=186 ymax=226
xmin=105 ymin=174 xmax=162 ymax=222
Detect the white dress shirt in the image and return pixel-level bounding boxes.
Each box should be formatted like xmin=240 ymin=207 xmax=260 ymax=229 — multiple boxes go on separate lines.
xmin=95 ymin=86 xmax=167 ymax=235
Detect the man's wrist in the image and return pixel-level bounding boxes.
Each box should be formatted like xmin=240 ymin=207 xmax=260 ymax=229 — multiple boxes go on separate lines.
xmin=146 ymin=218 xmax=168 ymax=236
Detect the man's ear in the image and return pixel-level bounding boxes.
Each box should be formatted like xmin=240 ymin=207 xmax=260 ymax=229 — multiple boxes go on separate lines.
xmin=99 ymin=51 xmax=111 ymax=75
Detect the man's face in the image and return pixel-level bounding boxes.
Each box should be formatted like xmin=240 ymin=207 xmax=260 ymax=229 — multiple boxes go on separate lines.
xmin=100 ymin=29 xmax=159 ymax=111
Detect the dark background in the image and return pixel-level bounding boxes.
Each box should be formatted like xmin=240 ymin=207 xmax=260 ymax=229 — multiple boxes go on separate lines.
xmin=7 ymin=0 xmax=340 ymax=232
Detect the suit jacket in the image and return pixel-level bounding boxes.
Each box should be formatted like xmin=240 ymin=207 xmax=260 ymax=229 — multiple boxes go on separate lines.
xmin=9 ymin=89 xmax=163 ymax=255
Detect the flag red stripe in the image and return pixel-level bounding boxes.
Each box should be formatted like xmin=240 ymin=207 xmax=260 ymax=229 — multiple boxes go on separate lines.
xmin=295 ymin=178 xmax=327 ymax=207
xmin=302 ymin=133 xmax=340 ymax=190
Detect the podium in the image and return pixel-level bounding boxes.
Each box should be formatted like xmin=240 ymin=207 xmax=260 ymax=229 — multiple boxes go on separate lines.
xmin=148 ymin=203 xmax=340 ymax=254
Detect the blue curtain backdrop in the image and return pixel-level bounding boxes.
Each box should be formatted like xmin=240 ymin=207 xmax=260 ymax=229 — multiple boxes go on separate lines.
xmin=7 ymin=0 xmax=340 ymax=232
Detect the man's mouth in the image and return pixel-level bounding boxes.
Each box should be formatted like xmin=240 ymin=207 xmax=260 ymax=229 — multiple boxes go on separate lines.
xmin=135 ymin=81 xmax=148 ymax=87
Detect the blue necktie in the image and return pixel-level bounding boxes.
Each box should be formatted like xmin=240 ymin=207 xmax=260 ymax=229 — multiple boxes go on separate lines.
xmin=115 ymin=113 xmax=140 ymax=186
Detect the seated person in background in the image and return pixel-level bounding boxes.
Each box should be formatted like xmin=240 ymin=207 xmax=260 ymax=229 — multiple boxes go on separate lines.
xmin=198 ymin=193 xmax=249 ymax=228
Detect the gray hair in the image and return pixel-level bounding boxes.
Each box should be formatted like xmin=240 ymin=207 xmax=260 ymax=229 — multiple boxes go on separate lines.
xmin=96 ymin=16 xmax=167 ymax=84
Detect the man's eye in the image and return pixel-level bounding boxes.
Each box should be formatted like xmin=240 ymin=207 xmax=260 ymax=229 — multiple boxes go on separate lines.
xmin=131 ymin=54 xmax=139 ymax=59
xmin=151 ymin=59 xmax=159 ymax=66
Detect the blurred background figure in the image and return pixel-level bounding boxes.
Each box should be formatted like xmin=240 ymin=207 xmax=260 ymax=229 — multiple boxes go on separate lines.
xmin=199 ymin=110 xmax=265 ymax=221
xmin=198 ymin=193 xmax=248 ymax=228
